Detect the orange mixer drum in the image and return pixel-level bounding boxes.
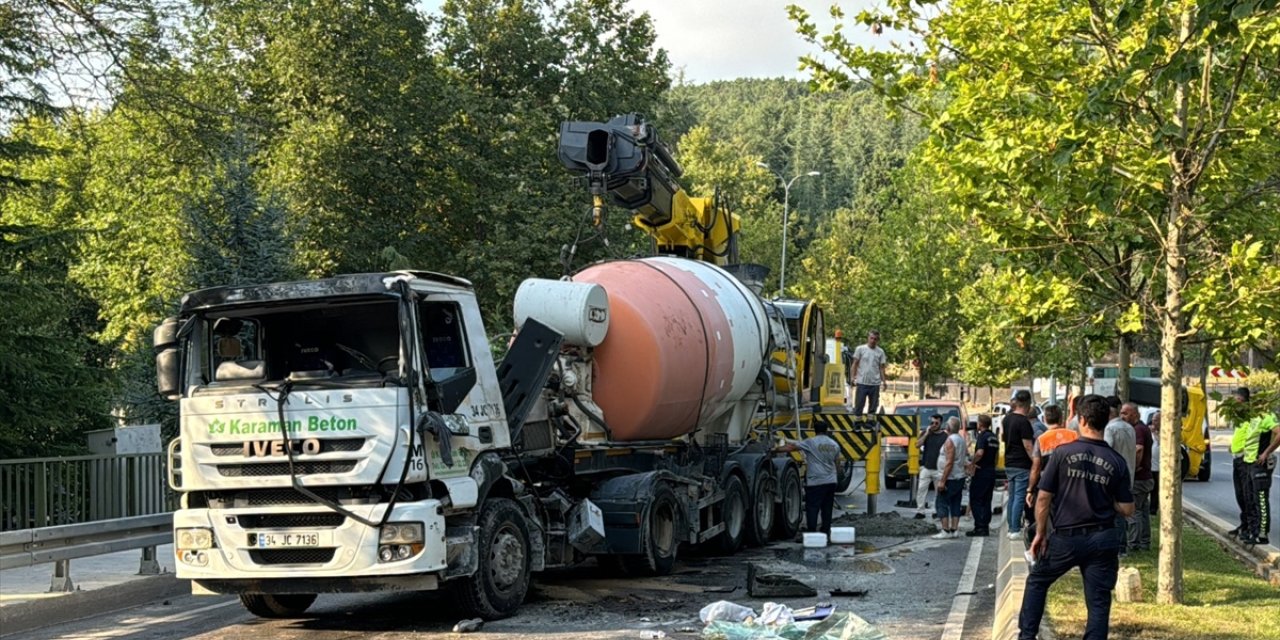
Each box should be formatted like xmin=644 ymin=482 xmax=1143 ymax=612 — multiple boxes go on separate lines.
xmin=574 ymin=258 xmax=769 ymax=441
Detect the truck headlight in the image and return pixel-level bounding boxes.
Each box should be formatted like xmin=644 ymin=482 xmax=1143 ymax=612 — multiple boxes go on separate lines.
xmin=378 ymin=522 xmax=424 ymax=562
xmin=176 ymin=527 xmax=213 ymax=550
xmin=379 ymin=522 xmax=424 ymax=544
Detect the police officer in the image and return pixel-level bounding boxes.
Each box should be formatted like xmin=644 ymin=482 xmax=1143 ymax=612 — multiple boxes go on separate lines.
xmin=1018 ymin=394 xmax=1135 ymax=640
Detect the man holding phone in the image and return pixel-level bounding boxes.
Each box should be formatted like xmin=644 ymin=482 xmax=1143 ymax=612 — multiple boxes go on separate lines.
xmin=1017 ymin=394 xmax=1135 ymax=640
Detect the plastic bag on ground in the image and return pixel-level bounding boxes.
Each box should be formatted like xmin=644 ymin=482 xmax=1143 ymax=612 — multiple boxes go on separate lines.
xmin=802 ymin=612 xmax=887 ymax=640
xmin=700 ymin=620 xmax=806 ymax=640
xmin=701 ymin=612 xmax=885 ymax=640
xmin=758 ymin=602 xmax=796 ymax=627
xmin=699 ymin=601 xmax=757 ymax=624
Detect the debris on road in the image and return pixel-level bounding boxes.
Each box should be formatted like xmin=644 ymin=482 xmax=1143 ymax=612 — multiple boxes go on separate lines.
xmin=452 ymin=618 xmax=484 ymax=633
xmin=699 ymin=600 xmax=756 ymax=624
xmin=746 ymin=564 xmax=817 ymax=598
xmin=831 ymin=512 xmax=937 ymax=537
xmin=700 ymin=611 xmax=886 ymax=640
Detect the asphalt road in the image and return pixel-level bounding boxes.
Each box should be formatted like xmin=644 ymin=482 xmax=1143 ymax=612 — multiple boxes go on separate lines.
xmin=1182 ymin=430 xmax=1279 ymax=542
xmin=2 ymin=501 xmax=1003 ymax=640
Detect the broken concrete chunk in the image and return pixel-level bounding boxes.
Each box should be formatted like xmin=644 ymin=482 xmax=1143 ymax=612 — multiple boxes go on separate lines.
xmin=746 ymin=563 xmax=818 ymax=598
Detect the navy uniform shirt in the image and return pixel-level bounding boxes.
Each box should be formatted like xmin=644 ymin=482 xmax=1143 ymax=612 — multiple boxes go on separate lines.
xmin=1037 ymin=436 xmax=1133 ymax=530
xmin=974 ymin=430 xmax=999 ymax=476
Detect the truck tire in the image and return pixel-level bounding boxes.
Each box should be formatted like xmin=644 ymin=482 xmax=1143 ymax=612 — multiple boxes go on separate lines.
xmin=772 ymin=464 xmax=803 ymax=541
xmin=744 ymin=468 xmax=776 ymax=547
xmin=623 ymin=484 xmax=680 ymax=576
xmin=451 ymin=498 xmax=532 ymax=620
xmin=239 ymin=593 xmax=316 ymax=618
xmin=883 ymin=473 xmax=898 ymax=490
xmin=836 ymin=455 xmax=855 ymax=494
xmin=713 ymin=474 xmax=747 ymax=554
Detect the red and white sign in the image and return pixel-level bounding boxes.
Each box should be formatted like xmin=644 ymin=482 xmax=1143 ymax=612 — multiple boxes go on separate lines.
xmin=1209 ymin=367 xmax=1248 ymax=379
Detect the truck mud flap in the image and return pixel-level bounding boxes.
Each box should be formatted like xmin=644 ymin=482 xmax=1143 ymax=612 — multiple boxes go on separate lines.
xmin=443 ymin=522 xmax=478 ymax=579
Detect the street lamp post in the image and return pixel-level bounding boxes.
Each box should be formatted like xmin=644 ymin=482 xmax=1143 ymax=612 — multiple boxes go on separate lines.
xmin=757 ymin=163 xmax=820 ymax=296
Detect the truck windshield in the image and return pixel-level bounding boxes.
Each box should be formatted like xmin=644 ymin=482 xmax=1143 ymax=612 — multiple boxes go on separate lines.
xmin=201 ymin=298 xmax=401 ymax=386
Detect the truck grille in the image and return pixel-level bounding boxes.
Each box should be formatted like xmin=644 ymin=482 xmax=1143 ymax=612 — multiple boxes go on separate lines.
xmin=236 ymin=513 xmax=345 ymax=529
xmin=249 ymin=548 xmax=336 ymax=565
xmin=216 ymin=461 xmax=357 ymax=477
xmin=205 ymin=488 xmax=379 ymax=508
xmin=208 ymin=438 xmax=366 ymax=457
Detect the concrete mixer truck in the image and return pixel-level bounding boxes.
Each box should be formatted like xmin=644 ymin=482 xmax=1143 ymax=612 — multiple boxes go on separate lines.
xmin=155 ymin=114 xmax=872 ymax=621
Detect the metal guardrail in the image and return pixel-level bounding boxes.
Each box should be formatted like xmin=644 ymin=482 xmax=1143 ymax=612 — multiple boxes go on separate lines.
xmin=0 ymin=453 xmax=174 ymax=532
xmin=0 ymin=513 xmax=173 ymax=571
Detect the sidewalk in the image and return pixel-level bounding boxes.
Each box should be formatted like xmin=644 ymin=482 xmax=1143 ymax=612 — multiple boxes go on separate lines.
xmin=0 ymin=544 xmax=175 ymax=607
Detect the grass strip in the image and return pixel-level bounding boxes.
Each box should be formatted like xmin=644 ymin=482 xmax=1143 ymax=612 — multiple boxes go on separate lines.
xmin=1045 ymin=519 xmax=1280 ymax=640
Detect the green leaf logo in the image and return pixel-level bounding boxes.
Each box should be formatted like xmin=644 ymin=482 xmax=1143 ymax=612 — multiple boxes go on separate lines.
xmin=208 ymin=419 xmax=226 ymax=435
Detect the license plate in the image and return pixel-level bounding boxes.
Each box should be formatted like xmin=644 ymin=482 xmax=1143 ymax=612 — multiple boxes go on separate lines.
xmin=250 ymin=531 xmax=330 ymax=548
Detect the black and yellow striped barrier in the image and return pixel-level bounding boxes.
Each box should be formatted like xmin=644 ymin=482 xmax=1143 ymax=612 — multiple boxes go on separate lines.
xmin=755 ymin=410 xmax=922 ymax=498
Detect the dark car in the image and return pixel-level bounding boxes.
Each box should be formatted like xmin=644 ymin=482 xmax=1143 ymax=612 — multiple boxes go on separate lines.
xmin=882 ymin=401 xmax=967 ymax=489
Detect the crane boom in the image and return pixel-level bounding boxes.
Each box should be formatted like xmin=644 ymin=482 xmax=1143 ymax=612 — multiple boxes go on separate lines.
xmin=557 ymin=113 xmax=740 ymax=265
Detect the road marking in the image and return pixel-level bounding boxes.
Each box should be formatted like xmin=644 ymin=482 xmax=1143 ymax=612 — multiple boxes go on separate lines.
xmin=57 ymin=599 xmax=237 ymax=639
xmin=940 ymin=535 xmax=985 ymax=640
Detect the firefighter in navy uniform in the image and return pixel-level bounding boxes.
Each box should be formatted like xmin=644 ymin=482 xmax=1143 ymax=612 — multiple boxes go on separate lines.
xmin=1018 ymin=395 xmax=1135 ymax=640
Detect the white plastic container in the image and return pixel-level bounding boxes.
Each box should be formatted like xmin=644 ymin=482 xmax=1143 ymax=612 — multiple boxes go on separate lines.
xmin=830 ymin=526 xmax=856 ymax=544
xmin=802 ymin=532 xmax=828 ymax=548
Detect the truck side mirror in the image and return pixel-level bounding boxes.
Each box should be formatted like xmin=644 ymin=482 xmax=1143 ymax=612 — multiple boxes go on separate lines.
xmin=430 ymin=367 xmax=477 ymax=415
xmin=154 ymin=317 xmax=182 ymax=400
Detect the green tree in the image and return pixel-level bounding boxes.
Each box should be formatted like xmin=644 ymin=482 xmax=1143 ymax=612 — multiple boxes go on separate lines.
xmin=0 ymin=120 xmax=113 ymax=457
xmin=799 ymin=167 xmax=973 ymax=394
xmin=791 ymin=0 xmax=1280 ymax=602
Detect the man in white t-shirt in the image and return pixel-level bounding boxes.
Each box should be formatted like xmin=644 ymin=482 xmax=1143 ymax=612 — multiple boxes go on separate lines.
xmin=849 ymin=330 xmax=887 ymax=415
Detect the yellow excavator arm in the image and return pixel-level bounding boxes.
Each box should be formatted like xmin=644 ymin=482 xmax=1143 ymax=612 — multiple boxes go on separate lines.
xmin=557 ymin=113 xmax=740 ymax=265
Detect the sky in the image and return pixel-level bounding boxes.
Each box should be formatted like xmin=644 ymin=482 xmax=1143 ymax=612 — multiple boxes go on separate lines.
xmin=625 ymin=0 xmax=853 ymax=83
xmin=418 ymin=1 xmax=879 ymax=84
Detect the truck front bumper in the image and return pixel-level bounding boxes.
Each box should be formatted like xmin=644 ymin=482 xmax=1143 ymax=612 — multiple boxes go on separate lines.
xmin=174 ymin=501 xmax=447 ymax=585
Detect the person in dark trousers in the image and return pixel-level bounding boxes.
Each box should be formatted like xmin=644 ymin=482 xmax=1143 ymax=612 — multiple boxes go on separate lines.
xmin=775 ymin=421 xmax=841 ymax=535
xmin=1004 ymin=390 xmax=1036 ymax=539
xmin=1228 ymin=387 xmax=1253 ymax=538
xmin=1235 ymin=406 xmax=1278 ymax=545
xmin=1124 ymin=403 xmax=1154 ymax=551
xmin=849 ymin=330 xmax=887 ymax=415
xmin=966 ymin=414 xmax=998 ymax=536
xmin=1018 ymin=394 xmax=1135 ymax=640
xmin=1025 ymin=405 xmax=1077 ymax=539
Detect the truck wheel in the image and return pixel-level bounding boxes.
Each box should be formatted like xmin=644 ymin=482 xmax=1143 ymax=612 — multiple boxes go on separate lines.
xmin=884 ymin=473 xmax=898 ymax=490
xmin=836 ymin=456 xmax=855 ymax=493
xmin=772 ymin=465 xmax=802 ymax=541
xmin=451 ymin=498 xmax=532 ymax=620
xmin=239 ymin=593 xmax=316 ymax=618
xmin=744 ymin=469 xmax=776 ymax=547
xmin=713 ymin=474 xmax=747 ymax=554
xmin=623 ymin=484 xmax=680 ymax=576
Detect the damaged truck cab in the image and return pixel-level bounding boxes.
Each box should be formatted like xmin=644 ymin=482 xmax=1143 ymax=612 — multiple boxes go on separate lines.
xmin=158 ymin=272 xmax=545 ymax=619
